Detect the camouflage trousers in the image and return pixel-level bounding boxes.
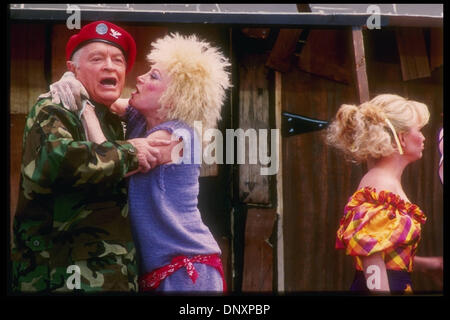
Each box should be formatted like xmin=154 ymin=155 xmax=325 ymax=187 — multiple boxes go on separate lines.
xmin=11 ymin=241 xmax=138 ymax=293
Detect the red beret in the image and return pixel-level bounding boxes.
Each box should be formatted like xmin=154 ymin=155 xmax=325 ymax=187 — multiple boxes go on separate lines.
xmin=66 ymin=21 xmax=136 ymax=73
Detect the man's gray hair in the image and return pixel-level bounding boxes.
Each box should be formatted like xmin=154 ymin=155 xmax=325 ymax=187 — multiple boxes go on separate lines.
xmin=70 ymin=47 xmax=83 ymax=68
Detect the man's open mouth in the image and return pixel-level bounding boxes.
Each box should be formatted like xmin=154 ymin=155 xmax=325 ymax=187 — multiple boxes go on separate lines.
xmin=100 ymin=77 xmax=117 ymax=87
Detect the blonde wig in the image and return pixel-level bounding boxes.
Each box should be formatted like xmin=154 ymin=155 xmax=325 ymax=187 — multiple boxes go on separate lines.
xmin=326 ymin=94 xmax=430 ymax=162
xmin=146 ymin=33 xmax=231 ymax=134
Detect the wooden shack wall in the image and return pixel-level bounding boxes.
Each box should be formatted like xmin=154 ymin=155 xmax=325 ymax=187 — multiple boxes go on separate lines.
xmin=9 ymin=23 xmax=48 ymax=227
xmin=282 ymin=27 xmax=443 ymax=292
xmin=281 ymin=52 xmax=360 ymax=291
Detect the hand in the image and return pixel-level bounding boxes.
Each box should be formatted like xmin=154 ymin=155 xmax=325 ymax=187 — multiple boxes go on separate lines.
xmin=414 ymin=256 xmax=443 ymax=288
xmin=110 ymin=98 xmax=129 ymax=117
xmin=125 ymin=169 xmax=140 ymax=178
xmin=128 ymin=137 xmax=172 ymax=173
xmin=423 ymin=256 xmax=443 ymax=274
xmin=81 ymin=102 xmax=106 ymax=144
xmin=415 ymin=256 xmax=443 ymax=273
xmin=49 ymin=71 xmax=89 ymax=112
xmin=424 ymin=256 xmax=443 ymax=289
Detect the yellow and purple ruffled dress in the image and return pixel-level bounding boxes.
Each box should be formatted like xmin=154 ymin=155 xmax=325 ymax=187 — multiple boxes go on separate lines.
xmin=336 ymin=187 xmax=427 ymax=293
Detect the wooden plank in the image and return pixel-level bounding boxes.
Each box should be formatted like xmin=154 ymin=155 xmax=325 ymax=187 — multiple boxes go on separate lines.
xmin=351 ymin=27 xmax=370 ymax=103
xmin=429 ymin=27 xmax=443 ymax=71
xmin=242 ymin=208 xmax=276 ymax=292
xmin=296 ymin=29 xmax=353 ymax=84
xmin=10 ymin=23 xmax=48 ymax=114
xmin=266 ymin=29 xmax=304 ymax=73
xmin=10 ymin=114 xmax=27 ymax=233
xmin=217 ymin=236 xmax=231 ymax=291
xmin=51 ymin=24 xmax=74 ymax=83
xmin=395 ymin=27 xmax=431 ymax=81
xmin=275 ymin=71 xmax=284 ymax=292
xmin=241 ymin=28 xmax=271 ymax=40
xmin=200 ymin=164 xmax=219 ymax=177
xmin=238 ymin=53 xmax=271 ymax=204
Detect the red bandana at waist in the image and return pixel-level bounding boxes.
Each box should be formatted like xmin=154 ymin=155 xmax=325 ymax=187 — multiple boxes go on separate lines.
xmin=139 ymin=253 xmax=226 ymax=292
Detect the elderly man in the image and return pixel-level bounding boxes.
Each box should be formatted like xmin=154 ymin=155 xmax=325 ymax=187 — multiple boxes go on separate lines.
xmin=11 ymin=21 xmax=167 ymax=292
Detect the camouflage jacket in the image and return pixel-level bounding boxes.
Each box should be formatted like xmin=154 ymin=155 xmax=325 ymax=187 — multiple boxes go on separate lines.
xmin=11 ymin=97 xmax=139 ymax=293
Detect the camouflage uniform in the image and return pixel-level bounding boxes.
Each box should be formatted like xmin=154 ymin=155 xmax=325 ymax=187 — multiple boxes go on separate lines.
xmin=11 ymin=96 xmax=139 ymax=293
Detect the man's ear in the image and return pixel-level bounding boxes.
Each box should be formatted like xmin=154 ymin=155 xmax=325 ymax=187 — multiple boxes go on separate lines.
xmin=66 ymin=61 xmax=76 ymax=73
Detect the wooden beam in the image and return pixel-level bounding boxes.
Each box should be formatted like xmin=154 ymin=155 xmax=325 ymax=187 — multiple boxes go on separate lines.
xmin=429 ymin=27 xmax=443 ymax=71
xmin=238 ymin=53 xmax=271 ymax=204
xmin=242 ymin=208 xmax=277 ymax=292
xmin=395 ymin=27 xmax=431 ymax=81
xmin=297 ymin=29 xmax=353 ymax=84
xmin=275 ymin=71 xmax=284 ymax=293
xmin=241 ymin=28 xmax=271 ymax=40
xmin=200 ymin=164 xmax=218 ymax=177
xmin=266 ymin=29 xmax=304 ymax=73
xmin=351 ymin=26 xmax=370 ymax=103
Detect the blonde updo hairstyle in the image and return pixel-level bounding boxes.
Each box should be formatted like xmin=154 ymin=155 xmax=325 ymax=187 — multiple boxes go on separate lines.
xmin=326 ymin=94 xmax=430 ymax=162
xmin=146 ymin=33 xmax=231 ymax=134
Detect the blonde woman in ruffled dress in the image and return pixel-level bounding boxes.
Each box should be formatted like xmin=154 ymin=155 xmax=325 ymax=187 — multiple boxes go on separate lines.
xmin=327 ymin=94 xmax=443 ymax=294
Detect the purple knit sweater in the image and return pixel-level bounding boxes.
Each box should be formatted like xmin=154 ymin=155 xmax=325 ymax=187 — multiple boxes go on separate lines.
xmin=125 ymin=107 xmax=221 ymax=274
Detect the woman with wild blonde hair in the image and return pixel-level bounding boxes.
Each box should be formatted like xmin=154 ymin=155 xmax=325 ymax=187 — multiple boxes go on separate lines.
xmin=82 ymin=33 xmax=231 ymax=292
xmin=327 ymin=94 xmax=442 ymax=294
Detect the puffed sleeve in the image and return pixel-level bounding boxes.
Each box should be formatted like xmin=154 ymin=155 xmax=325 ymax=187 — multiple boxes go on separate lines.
xmin=336 ymin=187 xmax=426 ymax=257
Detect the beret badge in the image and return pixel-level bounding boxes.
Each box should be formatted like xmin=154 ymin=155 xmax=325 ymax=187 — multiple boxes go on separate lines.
xmin=95 ymin=23 xmax=108 ymax=35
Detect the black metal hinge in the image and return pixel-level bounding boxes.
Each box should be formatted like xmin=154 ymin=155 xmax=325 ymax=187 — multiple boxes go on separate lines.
xmin=282 ymin=111 xmax=329 ymax=137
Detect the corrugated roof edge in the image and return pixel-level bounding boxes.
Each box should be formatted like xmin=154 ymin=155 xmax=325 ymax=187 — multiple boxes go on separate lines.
xmin=9 ymin=8 xmax=443 ymax=28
